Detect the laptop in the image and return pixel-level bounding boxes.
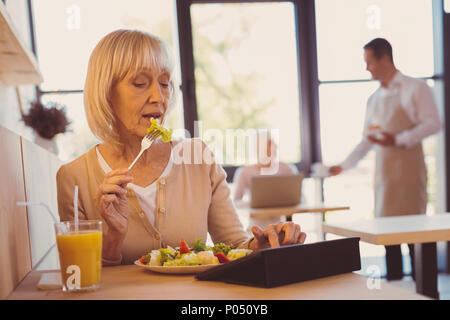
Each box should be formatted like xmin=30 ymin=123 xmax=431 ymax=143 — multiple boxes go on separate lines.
xmin=250 ymin=174 xmax=304 ymax=208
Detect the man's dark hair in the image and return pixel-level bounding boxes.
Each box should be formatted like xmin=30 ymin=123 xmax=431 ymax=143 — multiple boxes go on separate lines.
xmin=364 ymin=38 xmax=393 ymax=62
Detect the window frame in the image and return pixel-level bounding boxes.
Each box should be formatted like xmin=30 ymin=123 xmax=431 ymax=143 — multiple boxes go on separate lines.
xmin=443 ymin=8 xmax=450 ymax=272
xmin=176 ymin=0 xmax=321 ymax=181
xmin=29 ymin=0 xmax=322 ymax=181
xmin=27 ymin=0 xmax=448 ymax=203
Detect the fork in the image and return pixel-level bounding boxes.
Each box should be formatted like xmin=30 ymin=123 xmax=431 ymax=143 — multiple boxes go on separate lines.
xmin=128 ymin=130 xmax=162 ymax=170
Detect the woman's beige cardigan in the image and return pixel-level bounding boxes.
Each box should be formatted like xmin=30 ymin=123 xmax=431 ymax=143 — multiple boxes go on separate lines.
xmin=56 ymin=139 xmax=254 ymax=265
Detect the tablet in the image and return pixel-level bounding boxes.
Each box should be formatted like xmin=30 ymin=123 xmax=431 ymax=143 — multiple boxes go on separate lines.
xmin=196 ymin=237 xmax=361 ymax=288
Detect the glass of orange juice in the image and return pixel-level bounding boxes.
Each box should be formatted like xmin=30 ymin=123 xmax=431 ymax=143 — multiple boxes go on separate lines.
xmin=54 ymin=220 xmax=102 ymax=292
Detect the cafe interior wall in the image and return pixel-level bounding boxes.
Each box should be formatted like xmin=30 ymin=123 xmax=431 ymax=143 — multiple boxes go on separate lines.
xmin=0 ymin=0 xmax=61 ymax=275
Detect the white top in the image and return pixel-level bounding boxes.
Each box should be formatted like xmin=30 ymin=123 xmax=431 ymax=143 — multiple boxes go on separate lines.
xmin=340 ymin=71 xmax=442 ymax=170
xmin=96 ymin=146 xmax=173 ymax=225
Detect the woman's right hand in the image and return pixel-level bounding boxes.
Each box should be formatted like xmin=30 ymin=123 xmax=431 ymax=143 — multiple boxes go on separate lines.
xmin=95 ymin=168 xmax=133 ymax=240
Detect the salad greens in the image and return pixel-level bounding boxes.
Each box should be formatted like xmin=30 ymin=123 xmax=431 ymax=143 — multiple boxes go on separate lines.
xmin=147 ymin=118 xmax=172 ymax=142
xmin=158 ymin=247 xmax=177 ymax=264
xmin=211 ymin=243 xmax=233 ymax=256
xmin=138 ymin=238 xmax=252 ymax=267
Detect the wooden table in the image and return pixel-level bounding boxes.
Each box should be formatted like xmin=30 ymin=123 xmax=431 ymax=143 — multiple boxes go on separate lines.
xmin=246 ymin=203 xmax=349 ymax=221
xmin=7 ymin=265 xmax=428 ymax=300
xmin=236 ymin=202 xmax=349 ymax=239
xmin=323 ymin=214 xmax=450 ymax=299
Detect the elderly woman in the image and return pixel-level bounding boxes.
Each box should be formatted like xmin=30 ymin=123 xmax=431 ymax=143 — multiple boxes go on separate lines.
xmin=56 ymin=29 xmax=306 ymax=266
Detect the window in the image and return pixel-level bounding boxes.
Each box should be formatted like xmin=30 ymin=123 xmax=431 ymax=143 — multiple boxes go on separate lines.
xmin=33 ymin=0 xmax=311 ymax=171
xmin=32 ymin=0 xmax=183 ymax=160
xmin=315 ymin=0 xmax=435 ymax=81
xmin=319 ymin=82 xmax=379 ymax=222
xmin=190 ymin=2 xmax=301 ymax=166
xmin=319 ymin=82 xmax=378 ymax=166
xmin=33 ymin=0 xmax=178 ymax=91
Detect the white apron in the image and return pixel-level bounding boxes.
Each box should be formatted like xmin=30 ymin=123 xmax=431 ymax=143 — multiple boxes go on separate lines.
xmin=372 ymin=88 xmax=427 ymax=217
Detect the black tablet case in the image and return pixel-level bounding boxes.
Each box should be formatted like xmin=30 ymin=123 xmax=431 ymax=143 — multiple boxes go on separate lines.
xmin=196 ymin=237 xmax=361 ymax=288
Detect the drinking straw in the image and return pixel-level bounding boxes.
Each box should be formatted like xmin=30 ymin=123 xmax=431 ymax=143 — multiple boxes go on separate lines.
xmin=74 ymin=185 xmax=79 ymax=232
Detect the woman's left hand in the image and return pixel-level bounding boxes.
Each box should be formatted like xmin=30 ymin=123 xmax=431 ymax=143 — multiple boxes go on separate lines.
xmin=250 ymin=222 xmax=306 ymax=250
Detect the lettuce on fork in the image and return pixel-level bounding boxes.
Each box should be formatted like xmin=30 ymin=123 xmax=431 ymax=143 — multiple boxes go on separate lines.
xmin=146 ymin=118 xmax=172 ymax=142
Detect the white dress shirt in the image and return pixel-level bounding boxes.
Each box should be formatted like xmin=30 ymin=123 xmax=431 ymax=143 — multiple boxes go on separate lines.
xmin=340 ymin=71 xmax=441 ymax=170
xmin=95 ymin=146 xmax=173 ymax=225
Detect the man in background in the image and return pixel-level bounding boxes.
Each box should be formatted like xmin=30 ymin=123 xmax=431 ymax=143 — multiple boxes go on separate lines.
xmin=233 ymin=132 xmax=299 ymax=231
xmin=329 ymin=38 xmax=441 ymax=280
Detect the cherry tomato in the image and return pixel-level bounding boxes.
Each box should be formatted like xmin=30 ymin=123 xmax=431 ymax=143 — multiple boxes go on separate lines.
xmin=214 ymin=252 xmax=230 ymax=263
xmin=180 ymin=239 xmax=190 ymax=254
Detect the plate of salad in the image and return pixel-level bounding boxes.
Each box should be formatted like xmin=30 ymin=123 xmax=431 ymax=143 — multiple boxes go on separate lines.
xmin=134 ymin=238 xmax=253 ymax=274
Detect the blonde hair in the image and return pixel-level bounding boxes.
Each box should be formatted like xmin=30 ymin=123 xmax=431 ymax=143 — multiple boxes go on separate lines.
xmin=84 ymin=29 xmax=178 ymax=150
